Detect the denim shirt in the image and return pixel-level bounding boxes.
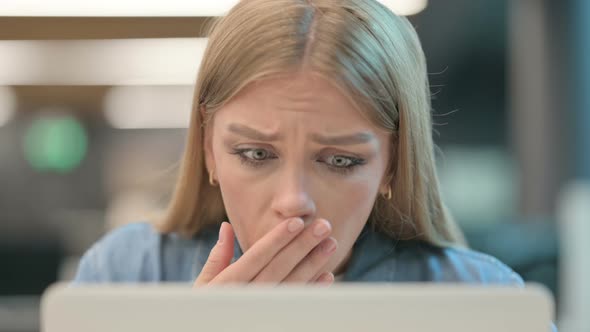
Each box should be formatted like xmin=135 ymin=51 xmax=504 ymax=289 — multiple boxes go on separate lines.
xmin=73 ymin=222 xmax=524 ymax=284
xmin=73 ymin=222 xmax=557 ymax=331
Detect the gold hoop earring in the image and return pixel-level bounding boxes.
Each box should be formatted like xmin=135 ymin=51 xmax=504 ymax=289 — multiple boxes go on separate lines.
xmin=209 ymin=171 xmax=218 ymax=186
xmin=383 ymin=185 xmax=392 ymax=200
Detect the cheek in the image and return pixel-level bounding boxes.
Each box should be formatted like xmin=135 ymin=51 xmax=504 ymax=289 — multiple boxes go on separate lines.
xmin=339 ymin=181 xmax=374 ymax=221
xmin=320 ymin=175 xmax=376 ymax=239
xmin=312 ymin=176 xmax=377 ymax=273
xmin=214 ymin=154 xmax=271 ymax=251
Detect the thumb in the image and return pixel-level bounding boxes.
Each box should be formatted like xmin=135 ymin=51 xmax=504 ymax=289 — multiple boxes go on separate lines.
xmin=193 ymin=222 xmax=235 ymax=287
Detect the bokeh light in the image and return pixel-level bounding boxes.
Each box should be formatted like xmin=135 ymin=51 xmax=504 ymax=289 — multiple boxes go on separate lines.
xmin=23 ymin=115 xmax=88 ymax=173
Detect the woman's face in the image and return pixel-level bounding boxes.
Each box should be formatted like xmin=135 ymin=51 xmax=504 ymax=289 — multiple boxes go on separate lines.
xmin=204 ymin=72 xmax=392 ymax=274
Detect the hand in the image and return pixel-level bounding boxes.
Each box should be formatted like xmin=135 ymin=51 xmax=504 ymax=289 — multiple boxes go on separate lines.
xmin=193 ymin=218 xmax=338 ymax=287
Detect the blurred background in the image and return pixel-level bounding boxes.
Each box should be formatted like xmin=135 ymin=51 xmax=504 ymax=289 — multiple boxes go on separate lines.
xmin=0 ymin=0 xmax=588 ymax=331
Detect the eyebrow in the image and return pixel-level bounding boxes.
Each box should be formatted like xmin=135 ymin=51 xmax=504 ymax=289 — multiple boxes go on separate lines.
xmin=227 ymin=123 xmax=375 ymax=145
xmin=310 ymin=132 xmax=375 ymax=145
xmin=227 ymin=123 xmax=282 ymax=141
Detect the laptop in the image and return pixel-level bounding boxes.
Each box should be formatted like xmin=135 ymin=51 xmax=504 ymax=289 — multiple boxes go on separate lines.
xmin=41 ymin=283 xmax=554 ymax=332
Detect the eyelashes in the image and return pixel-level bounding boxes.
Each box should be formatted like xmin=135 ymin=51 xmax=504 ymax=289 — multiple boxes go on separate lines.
xmin=229 ymin=147 xmax=366 ymax=175
xmin=319 ymin=154 xmax=367 ymax=175
xmin=230 ymin=148 xmax=278 ymax=168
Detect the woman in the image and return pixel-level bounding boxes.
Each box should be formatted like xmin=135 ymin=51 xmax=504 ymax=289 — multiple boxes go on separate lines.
xmin=74 ymin=0 xmax=522 ymax=286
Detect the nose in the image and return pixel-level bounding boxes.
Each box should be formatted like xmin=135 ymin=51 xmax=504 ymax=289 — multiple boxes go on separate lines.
xmin=270 ymin=167 xmax=316 ymax=223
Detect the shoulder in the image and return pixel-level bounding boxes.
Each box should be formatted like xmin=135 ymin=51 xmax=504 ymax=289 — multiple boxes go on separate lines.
xmin=72 ymin=222 xmax=162 ymax=283
xmin=433 ymin=244 xmax=524 ymax=284
xmin=99 ymin=222 xmax=161 ymax=246
xmin=389 ymin=240 xmax=524 ymax=284
xmin=348 ymin=229 xmax=524 ymax=285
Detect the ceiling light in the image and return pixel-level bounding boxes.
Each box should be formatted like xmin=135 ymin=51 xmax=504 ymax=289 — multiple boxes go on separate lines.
xmin=379 ymin=0 xmax=428 ymax=16
xmin=104 ymin=86 xmax=194 ymax=129
xmin=0 ymin=0 xmax=240 ymax=17
xmin=0 ymin=38 xmax=206 ymax=85
xmin=0 ymin=0 xmax=426 ymax=17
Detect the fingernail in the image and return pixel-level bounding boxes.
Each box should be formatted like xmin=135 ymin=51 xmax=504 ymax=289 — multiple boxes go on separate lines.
xmin=313 ymin=220 xmax=331 ymax=237
xmin=322 ymin=272 xmax=335 ymax=283
xmin=287 ymin=218 xmax=304 ymax=233
xmin=321 ymin=237 xmax=337 ymax=254
xmin=218 ymin=222 xmax=226 ymax=244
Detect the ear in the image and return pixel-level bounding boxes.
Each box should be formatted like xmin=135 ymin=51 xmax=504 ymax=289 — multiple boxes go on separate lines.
xmin=379 ymin=176 xmax=391 ymax=196
xmin=200 ymin=105 xmax=216 ymax=177
xmin=379 ymin=178 xmax=390 ymax=195
xmin=379 ymin=137 xmax=396 ymax=196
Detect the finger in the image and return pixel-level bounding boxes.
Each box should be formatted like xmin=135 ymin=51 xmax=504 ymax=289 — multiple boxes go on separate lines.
xmin=314 ymin=272 xmax=335 ymax=286
xmin=193 ymin=222 xmax=235 ymax=287
xmin=212 ymin=217 xmax=305 ymax=283
xmin=252 ymin=219 xmax=332 ymax=284
xmin=283 ymin=237 xmax=337 ymax=283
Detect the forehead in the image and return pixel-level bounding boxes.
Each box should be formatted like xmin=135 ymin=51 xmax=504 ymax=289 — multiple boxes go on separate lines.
xmin=214 ymin=72 xmax=374 ymax=131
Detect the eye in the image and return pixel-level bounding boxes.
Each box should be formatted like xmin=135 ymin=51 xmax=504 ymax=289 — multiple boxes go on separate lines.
xmin=326 ymin=155 xmax=355 ymax=168
xmin=320 ymin=154 xmax=366 ymax=174
xmin=244 ymin=148 xmax=270 ymax=161
xmin=230 ymin=147 xmax=277 ymax=168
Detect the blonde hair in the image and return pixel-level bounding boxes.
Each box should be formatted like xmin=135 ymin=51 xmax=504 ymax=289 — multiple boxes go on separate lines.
xmin=158 ymin=0 xmax=466 ymax=247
